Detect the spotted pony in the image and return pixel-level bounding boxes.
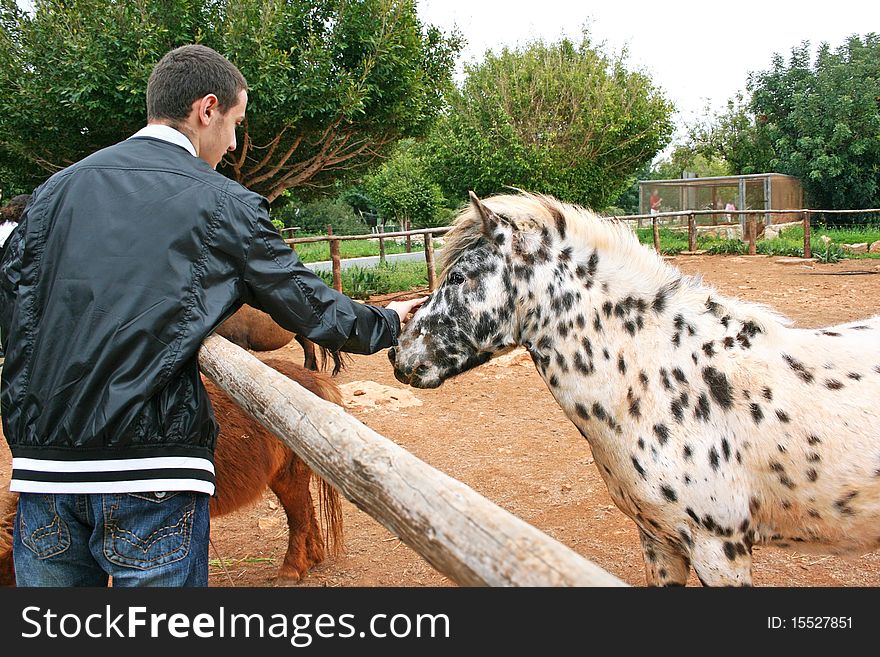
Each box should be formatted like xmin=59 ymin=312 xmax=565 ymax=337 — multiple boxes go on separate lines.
xmin=391 ymin=191 xmax=880 ymax=586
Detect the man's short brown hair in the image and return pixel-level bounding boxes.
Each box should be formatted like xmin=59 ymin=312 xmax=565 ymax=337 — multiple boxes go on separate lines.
xmin=146 ymin=44 xmax=248 ymax=123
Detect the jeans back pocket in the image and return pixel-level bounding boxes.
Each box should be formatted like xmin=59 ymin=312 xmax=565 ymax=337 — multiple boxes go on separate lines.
xmin=18 ymin=494 xmax=71 ymax=559
xmin=102 ymin=492 xmax=196 ymax=569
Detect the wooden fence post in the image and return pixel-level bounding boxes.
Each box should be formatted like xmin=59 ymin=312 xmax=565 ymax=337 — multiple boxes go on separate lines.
xmin=687 ymin=213 xmax=696 ymax=252
xmin=424 ymin=232 xmax=436 ymax=291
xmin=327 ymin=225 xmax=342 ymax=293
xmin=404 ymin=218 xmax=412 ymax=253
xmin=652 ymin=215 xmax=661 ymax=254
xmin=803 ymin=210 xmax=812 ymax=258
xmin=378 ymin=224 xmax=386 ymax=265
xmin=747 ymin=215 xmax=757 ymax=255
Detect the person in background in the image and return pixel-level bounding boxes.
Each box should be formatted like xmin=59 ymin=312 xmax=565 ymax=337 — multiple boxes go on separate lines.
xmin=0 ymin=195 xmax=30 ymax=250
xmin=0 ymin=194 xmax=30 ymax=362
xmin=649 ymin=188 xmax=662 ymax=215
xmin=0 ymin=44 xmax=425 ymax=588
xmin=724 ymin=200 xmax=737 ymax=223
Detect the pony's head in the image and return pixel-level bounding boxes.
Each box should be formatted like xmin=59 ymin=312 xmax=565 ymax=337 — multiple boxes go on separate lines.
xmin=391 ymin=191 xmax=565 ymax=388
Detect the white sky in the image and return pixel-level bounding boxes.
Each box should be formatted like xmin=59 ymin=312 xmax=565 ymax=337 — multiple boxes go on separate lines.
xmin=418 ymin=0 xmax=878 ymax=146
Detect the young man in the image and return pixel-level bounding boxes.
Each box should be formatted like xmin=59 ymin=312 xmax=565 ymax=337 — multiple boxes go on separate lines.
xmin=0 ymin=45 xmax=424 ymax=587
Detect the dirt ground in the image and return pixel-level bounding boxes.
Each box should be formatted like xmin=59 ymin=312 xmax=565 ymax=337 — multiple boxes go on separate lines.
xmin=3 ymin=254 xmax=880 ymax=587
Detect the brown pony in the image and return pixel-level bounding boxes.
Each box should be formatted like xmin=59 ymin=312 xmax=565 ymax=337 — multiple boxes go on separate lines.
xmin=0 ymin=356 xmax=343 ymax=586
xmin=216 ymin=305 xmax=346 ymax=374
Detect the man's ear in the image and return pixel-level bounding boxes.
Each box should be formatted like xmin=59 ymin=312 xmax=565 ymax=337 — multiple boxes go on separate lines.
xmin=468 ymin=191 xmax=498 ymax=236
xmin=195 ymin=94 xmax=220 ymax=126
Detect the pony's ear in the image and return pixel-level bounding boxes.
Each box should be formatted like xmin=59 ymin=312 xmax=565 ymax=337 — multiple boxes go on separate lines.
xmin=469 ymin=191 xmax=498 ymax=235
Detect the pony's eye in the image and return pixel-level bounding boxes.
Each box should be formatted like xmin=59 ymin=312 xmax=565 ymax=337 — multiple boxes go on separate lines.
xmin=447 ymin=271 xmax=465 ymax=285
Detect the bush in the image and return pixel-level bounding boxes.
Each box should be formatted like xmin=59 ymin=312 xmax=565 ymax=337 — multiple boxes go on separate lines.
xmin=705 ymin=240 xmax=747 ymax=255
xmin=272 ymin=197 xmax=371 ymax=235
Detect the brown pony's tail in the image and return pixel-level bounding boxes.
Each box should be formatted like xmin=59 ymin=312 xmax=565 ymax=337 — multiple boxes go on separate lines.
xmin=316 ymin=477 xmax=343 ymax=557
xmin=319 ymin=346 xmax=352 ymax=377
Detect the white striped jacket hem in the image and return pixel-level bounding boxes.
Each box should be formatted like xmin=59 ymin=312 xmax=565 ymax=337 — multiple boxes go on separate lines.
xmin=9 ymin=455 xmax=216 ymax=495
xmin=10 ymin=478 xmax=216 ymax=495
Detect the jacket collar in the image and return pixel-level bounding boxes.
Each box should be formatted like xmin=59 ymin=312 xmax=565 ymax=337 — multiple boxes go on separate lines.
xmin=128 ymin=124 xmax=197 ymax=157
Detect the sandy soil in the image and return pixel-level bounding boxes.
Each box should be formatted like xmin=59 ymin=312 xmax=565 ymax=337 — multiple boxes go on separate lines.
xmin=3 ymin=254 xmax=880 ymax=587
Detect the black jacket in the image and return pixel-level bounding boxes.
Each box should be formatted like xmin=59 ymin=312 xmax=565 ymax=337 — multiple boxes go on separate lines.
xmin=0 ymin=136 xmax=400 ymax=495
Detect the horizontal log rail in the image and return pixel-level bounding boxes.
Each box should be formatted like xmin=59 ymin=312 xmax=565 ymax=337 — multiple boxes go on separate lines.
xmin=284 ymin=207 xmax=880 ymax=281
xmin=199 ymin=334 xmax=627 ymax=587
xmin=285 ymin=226 xmax=450 ymax=246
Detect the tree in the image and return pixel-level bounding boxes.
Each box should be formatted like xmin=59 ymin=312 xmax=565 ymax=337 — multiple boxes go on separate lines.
xmin=0 ymin=0 xmax=461 ymax=202
xmin=364 ymin=139 xmax=445 ymax=228
xmin=690 ymin=34 xmax=880 ymax=209
xmin=651 ymin=145 xmax=730 ymax=181
xmin=424 ymin=32 xmax=674 ymax=210
xmin=687 ymin=94 xmax=775 ymax=176
xmin=752 ymin=34 xmax=880 ymax=208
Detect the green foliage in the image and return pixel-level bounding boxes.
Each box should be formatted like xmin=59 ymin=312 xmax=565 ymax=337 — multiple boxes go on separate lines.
xmin=687 ymin=93 xmax=776 ymax=175
xmin=425 ymin=32 xmax=675 ymax=210
xmin=754 ymin=239 xmax=803 ymax=257
xmin=749 ymin=34 xmax=880 ymax=208
xmin=690 ymin=34 xmax=880 ymax=209
xmin=273 ymin=196 xmax=370 ymax=235
xmin=364 ymin=138 xmax=446 ymax=228
xmin=634 ymin=227 xmax=686 ymax=255
xmin=0 ymin=0 xmax=461 ymax=201
xmin=314 ymin=261 xmax=435 ymax=299
xmin=338 ymin=186 xmax=378 ymax=225
xmin=651 ymin=144 xmax=731 ymax=180
xmin=705 ymin=239 xmax=748 ymax=255
xmin=610 ymin=162 xmax=651 ymax=214
xmin=631 ymin=222 xmax=880 ymax=261
xmin=815 ymin=242 xmax=843 ymax=263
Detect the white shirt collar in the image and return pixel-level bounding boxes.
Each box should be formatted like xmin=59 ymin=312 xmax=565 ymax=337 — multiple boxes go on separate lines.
xmin=129 ymin=124 xmax=197 ymax=157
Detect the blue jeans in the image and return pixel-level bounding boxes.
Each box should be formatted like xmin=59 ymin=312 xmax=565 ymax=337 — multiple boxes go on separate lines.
xmin=13 ymin=491 xmax=210 ymax=587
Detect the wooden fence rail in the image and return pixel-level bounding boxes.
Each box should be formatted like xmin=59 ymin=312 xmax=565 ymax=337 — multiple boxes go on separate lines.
xmin=199 ymin=334 xmax=626 ymax=587
xmin=287 ymin=207 xmax=880 ymax=284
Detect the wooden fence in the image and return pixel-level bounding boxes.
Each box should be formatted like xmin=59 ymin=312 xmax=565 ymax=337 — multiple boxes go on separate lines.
xmin=286 ymin=208 xmax=880 ymax=293
xmin=287 ymin=226 xmax=449 ymax=292
xmin=199 ymin=334 xmax=627 ymax=587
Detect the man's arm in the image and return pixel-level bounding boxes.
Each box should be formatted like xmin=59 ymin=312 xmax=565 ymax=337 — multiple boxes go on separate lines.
xmin=241 ymin=210 xmax=406 ymax=355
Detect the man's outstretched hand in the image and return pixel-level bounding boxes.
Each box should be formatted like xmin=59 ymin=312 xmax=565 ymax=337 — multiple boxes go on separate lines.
xmin=387 ymin=296 xmax=429 ymax=326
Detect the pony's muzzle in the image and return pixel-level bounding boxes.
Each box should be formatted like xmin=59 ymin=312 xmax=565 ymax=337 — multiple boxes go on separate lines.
xmin=389 ymin=348 xmax=436 ymax=387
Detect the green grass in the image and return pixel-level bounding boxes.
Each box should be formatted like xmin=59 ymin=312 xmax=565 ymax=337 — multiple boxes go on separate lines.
xmin=292 ymin=237 xmax=443 ymax=264
xmin=635 ymin=225 xmax=880 ymax=259
xmin=315 ymin=261 xmax=440 ymax=299
xmin=767 ymin=226 xmax=880 ymax=259
xmin=634 ymin=227 xmax=688 ymax=255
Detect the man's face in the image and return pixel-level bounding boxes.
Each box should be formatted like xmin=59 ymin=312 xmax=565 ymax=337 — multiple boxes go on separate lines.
xmin=200 ymin=89 xmax=247 ymax=169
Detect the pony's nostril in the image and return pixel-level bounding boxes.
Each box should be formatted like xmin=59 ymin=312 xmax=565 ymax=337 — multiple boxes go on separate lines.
xmin=414 ymin=364 xmax=430 ymax=376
